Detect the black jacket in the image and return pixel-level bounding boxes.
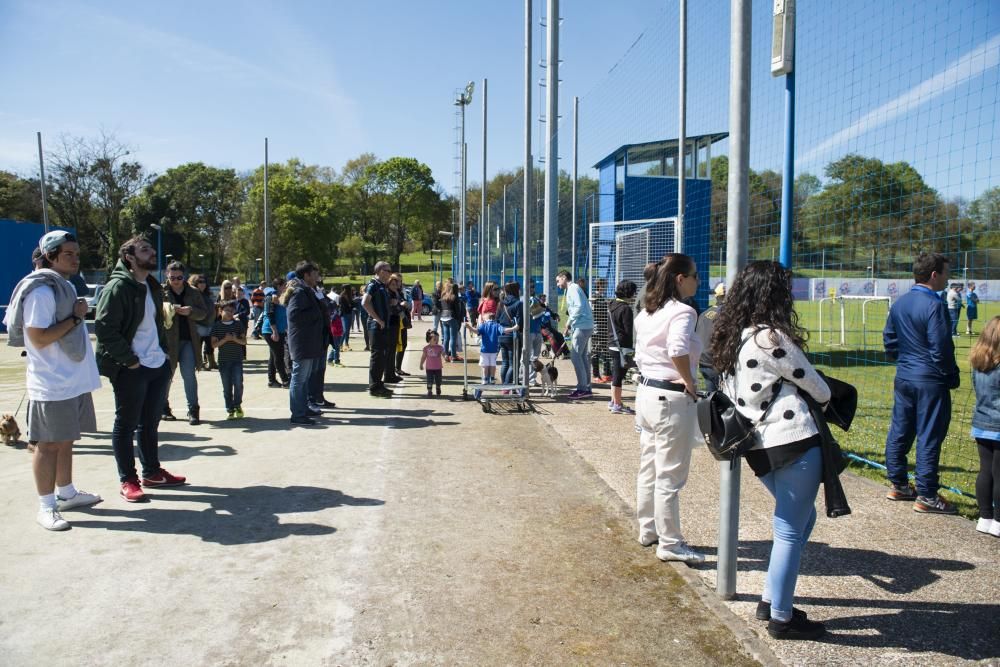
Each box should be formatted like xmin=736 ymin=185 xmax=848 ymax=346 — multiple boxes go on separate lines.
xmin=287 ymin=284 xmax=324 ymax=361
xmin=607 ymin=299 xmax=634 ymax=349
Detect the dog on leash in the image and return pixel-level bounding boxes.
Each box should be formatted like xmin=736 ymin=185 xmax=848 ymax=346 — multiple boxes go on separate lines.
xmin=533 ymin=359 xmax=559 ymax=397
xmin=1 ymin=413 xmax=22 ymax=446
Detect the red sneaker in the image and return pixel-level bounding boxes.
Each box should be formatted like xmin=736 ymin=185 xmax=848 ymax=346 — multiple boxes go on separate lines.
xmin=141 ymin=468 xmax=187 ymax=488
xmin=120 ymin=478 xmax=147 ymax=502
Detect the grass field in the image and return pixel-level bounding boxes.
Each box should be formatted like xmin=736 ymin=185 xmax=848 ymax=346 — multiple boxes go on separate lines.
xmin=796 ymin=299 xmax=998 ymax=518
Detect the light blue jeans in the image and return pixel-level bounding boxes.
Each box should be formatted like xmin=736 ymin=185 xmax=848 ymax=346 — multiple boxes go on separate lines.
xmin=569 ymin=328 xmax=593 ymax=392
xmin=758 ymin=445 xmax=821 ymax=623
xmin=441 ymin=319 xmax=460 ymax=357
xmin=176 ymin=340 xmax=199 ymax=411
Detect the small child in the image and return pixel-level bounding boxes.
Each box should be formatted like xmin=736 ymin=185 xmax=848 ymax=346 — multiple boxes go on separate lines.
xmin=328 ymin=302 xmax=344 ymax=366
xmin=211 ymin=302 xmax=247 ymax=420
xmin=419 ymin=329 xmax=445 ymax=396
xmin=466 ymin=311 xmax=516 ymax=386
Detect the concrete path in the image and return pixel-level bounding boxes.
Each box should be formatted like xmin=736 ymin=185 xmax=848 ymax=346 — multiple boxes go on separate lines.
xmin=0 ymin=326 xmax=760 ymax=666
xmin=534 ymin=359 xmax=1000 ymax=666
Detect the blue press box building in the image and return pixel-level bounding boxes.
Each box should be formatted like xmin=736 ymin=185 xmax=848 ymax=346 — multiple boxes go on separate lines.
xmin=591 ymin=132 xmax=726 ymax=310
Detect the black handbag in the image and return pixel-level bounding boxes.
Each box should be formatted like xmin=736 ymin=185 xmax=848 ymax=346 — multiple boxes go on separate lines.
xmin=697 ymin=331 xmax=778 ymax=466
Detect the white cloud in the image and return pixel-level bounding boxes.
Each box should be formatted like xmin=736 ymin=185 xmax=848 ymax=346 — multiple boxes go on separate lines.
xmin=800 ymin=33 xmax=1000 ymax=165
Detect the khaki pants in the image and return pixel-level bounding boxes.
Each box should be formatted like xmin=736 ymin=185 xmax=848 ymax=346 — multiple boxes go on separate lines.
xmin=635 ymin=383 xmax=697 ymax=549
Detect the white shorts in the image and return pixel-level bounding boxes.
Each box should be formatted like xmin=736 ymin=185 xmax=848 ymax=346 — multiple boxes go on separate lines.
xmin=479 ymin=352 xmax=498 ymax=367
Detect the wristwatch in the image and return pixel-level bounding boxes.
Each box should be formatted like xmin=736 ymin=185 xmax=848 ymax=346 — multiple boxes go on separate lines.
xmin=71 ymin=315 xmax=82 ymax=326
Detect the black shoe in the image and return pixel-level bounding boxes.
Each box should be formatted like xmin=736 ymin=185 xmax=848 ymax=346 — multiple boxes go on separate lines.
xmin=318 ymin=400 xmax=336 ymax=408
xmin=385 ymin=376 xmax=404 ymax=383
xmin=281 ymin=382 xmax=290 ymax=388
xmin=370 ymin=388 xmax=393 ymax=398
xmin=187 ymin=407 xmax=201 ymax=426
xmin=427 ymin=389 xmax=433 ymax=396
xmin=397 ymin=370 xmax=411 ymax=377
xmin=767 ymin=614 xmax=825 ymax=640
xmin=305 ymin=409 xmax=323 ymax=417
xmin=290 ymin=416 xmax=316 ymax=425
xmin=162 ymin=407 xmax=177 ymax=421
xmin=755 ymin=601 xmax=807 ymax=622
xmin=268 ymin=381 xmax=282 ymax=388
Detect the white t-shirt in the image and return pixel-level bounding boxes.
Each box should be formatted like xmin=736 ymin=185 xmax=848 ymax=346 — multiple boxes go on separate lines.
xmin=132 ymin=288 xmax=167 ymax=368
xmin=22 ymin=285 xmax=101 ymax=401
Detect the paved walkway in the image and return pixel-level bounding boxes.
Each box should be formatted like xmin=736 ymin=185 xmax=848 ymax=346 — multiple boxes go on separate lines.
xmin=0 ymin=326 xmax=759 ymax=666
xmin=534 ymin=355 xmax=1000 ymax=665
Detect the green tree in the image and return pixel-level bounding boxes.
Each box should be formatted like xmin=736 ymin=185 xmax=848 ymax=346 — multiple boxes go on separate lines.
xmin=0 ymin=171 xmax=44 ymax=222
xmin=367 ymin=157 xmax=438 ymax=268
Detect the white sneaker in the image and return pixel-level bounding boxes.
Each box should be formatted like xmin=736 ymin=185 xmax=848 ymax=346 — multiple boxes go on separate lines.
xmin=56 ymin=490 xmax=103 ymax=511
xmin=656 ymin=542 xmax=705 ymax=564
xmin=990 ymin=520 xmax=1000 ymax=538
xmin=37 ymin=508 xmax=70 ymax=531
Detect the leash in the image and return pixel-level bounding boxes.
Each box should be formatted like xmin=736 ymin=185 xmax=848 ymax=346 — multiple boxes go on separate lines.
xmin=13 ymin=390 xmax=27 ymax=418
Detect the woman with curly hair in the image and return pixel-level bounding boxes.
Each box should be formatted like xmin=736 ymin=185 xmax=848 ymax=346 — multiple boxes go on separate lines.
xmin=710 ymin=260 xmax=830 ymax=641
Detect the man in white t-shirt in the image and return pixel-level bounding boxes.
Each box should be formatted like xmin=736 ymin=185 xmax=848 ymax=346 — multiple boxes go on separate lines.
xmin=95 ymin=235 xmax=187 ymax=503
xmin=4 ymin=231 xmax=103 ymax=530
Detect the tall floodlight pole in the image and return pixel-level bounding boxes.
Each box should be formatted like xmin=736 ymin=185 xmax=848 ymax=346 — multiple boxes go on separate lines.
xmin=481 ymin=78 xmax=488 ymax=289
xmin=774 ymin=0 xmax=796 ymax=268
xmin=718 ymin=0 xmax=753 ymax=601
xmin=37 ymin=132 xmax=51 ymax=233
xmin=455 ymin=82 xmax=474 ymax=287
xmin=677 ymin=0 xmax=687 ymax=253
xmin=542 ymin=0 xmax=559 ymax=304
xmin=572 ymin=96 xmax=579 ymax=280
xmin=263 ymin=138 xmax=271 ymax=284
xmin=522 ymin=0 xmax=533 ymax=394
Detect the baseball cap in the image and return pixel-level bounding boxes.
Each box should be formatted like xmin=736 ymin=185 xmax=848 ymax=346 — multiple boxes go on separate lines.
xmin=39 ymin=230 xmax=76 ymax=254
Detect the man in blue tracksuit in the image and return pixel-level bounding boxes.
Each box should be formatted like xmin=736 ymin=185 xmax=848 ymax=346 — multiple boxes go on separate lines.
xmin=883 ymin=252 xmax=960 ymax=514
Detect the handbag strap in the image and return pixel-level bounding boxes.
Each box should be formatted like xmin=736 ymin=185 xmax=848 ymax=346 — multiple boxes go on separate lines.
xmin=732 ymin=328 xmax=782 ymax=427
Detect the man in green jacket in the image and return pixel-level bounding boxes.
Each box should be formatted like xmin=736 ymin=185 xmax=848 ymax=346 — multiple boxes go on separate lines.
xmin=94 ymin=235 xmax=187 ymax=503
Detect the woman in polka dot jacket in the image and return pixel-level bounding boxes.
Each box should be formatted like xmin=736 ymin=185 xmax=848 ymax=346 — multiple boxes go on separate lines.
xmin=710 ymin=261 xmax=831 ymax=642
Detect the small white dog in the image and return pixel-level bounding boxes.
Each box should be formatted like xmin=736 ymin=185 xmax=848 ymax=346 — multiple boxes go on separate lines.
xmin=533 ymin=359 xmax=559 ymax=397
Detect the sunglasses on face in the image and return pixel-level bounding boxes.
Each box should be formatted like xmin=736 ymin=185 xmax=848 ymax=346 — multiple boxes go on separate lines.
xmin=168 ymin=275 xmax=184 ymax=281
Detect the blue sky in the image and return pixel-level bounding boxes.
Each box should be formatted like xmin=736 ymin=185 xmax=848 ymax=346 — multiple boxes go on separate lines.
xmin=1 ymin=0 xmax=997 ymax=201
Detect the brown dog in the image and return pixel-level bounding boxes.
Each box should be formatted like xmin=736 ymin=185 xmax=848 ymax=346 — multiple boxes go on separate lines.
xmin=0 ymin=413 xmax=22 ymax=446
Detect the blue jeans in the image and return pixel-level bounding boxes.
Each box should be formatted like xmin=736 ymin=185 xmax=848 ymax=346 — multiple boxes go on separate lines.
xmin=948 ymin=308 xmax=960 ymax=336
xmin=441 ymin=319 xmax=460 ymax=357
xmin=289 ymin=356 xmax=322 ymax=418
xmin=328 ymin=335 xmax=343 ymax=363
xmin=884 ymin=377 xmax=951 ymax=497
xmin=218 ymin=360 xmax=244 ymax=411
xmin=500 ymin=337 xmax=516 ymax=384
xmin=341 ymin=316 xmax=352 ymax=347
xmin=758 ymin=446 xmax=821 ymax=623
xmin=173 ymin=339 xmax=200 ymax=411
xmin=569 ymin=328 xmax=593 ymax=392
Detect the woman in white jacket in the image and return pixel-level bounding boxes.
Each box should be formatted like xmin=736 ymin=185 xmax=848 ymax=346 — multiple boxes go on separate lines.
xmin=710 ymin=261 xmax=831 ymax=641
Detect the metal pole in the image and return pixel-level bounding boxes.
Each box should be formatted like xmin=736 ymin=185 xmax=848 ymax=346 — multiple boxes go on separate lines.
xmin=481 ymin=78 xmax=488 ymax=289
xmin=460 ymin=102 xmax=467 ymax=287
xmin=543 ymin=0 xmax=559 ymax=302
xmin=522 ymin=0 xmax=533 ymax=393
xmin=572 ymin=96 xmax=579 ymax=280
xmin=263 ymin=138 xmax=270 ymax=283
xmin=718 ymin=0 xmax=752 ymax=601
xmin=157 ymin=226 xmax=163 ymax=283
xmin=778 ymin=38 xmax=795 ymax=268
xmin=677 ymin=0 xmax=687 ymax=252
xmin=36 ymin=132 xmax=51 ymax=233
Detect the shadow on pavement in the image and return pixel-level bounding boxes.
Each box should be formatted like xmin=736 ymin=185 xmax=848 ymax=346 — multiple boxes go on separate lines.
xmin=69 ymin=484 xmax=384 ymax=545
xmin=808 ymin=597 xmax=1000 ymax=659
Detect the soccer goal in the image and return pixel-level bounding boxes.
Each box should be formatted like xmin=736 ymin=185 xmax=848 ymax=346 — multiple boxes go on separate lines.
xmin=817 ymin=295 xmax=892 ymax=350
